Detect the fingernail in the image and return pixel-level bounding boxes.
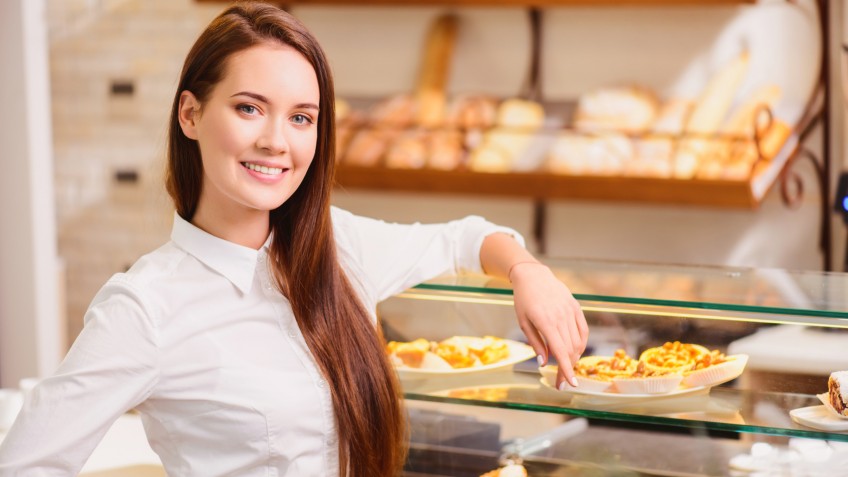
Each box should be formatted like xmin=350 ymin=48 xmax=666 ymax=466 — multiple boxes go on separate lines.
xmin=558 ymin=381 xmax=566 ymax=391
xmin=536 ymin=355 xmax=544 ymax=367
xmin=571 ymin=377 xmax=579 ymax=387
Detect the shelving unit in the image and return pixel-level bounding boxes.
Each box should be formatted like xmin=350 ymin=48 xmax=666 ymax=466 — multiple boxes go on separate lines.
xmin=196 ymin=0 xmax=834 ymax=266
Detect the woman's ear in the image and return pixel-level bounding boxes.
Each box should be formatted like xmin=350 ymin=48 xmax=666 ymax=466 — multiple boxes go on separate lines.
xmin=178 ymin=91 xmax=200 ymax=140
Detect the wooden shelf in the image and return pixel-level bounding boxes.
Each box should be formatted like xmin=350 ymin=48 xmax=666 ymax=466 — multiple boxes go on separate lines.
xmin=334 ymin=165 xmax=764 ymax=209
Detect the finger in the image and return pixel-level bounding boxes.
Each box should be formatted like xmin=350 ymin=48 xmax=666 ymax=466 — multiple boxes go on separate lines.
xmin=576 ymin=305 xmax=589 ymax=354
xmin=543 ymin=322 xmax=577 ymax=389
xmin=518 ymin=317 xmax=548 ymax=367
xmin=564 ymin=309 xmax=582 ymax=364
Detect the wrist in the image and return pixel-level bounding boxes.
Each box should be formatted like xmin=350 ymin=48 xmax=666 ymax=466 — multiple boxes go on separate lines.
xmin=507 ymin=261 xmax=547 ymax=283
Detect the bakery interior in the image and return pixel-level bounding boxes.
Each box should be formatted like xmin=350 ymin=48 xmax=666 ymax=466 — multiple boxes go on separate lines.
xmin=3 ymin=0 xmax=848 ymax=475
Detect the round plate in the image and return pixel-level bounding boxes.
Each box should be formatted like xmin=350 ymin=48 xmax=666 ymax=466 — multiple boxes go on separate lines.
xmin=790 ymin=405 xmax=848 ymax=432
xmin=394 ymin=339 xmax=535 ymax=379
xmin=540 ymin=376 xmax=708 ymax=400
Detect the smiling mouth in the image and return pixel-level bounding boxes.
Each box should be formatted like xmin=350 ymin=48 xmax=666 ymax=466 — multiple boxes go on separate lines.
xmin=241 ymin=162 xmax=285 ymax=176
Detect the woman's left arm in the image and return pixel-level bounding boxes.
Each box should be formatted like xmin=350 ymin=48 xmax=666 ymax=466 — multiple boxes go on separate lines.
xmin=480 ymin=232 xmax=588 ymax=390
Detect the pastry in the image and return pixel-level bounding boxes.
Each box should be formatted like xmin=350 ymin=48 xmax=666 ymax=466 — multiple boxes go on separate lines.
xmin=720 ymin=84 xmax=782 ymax=137
xmin=546 ymin=132 xmax=632 ymax=176
xmin=446 ymin=95 xmax=498 ymax=130
xmin=685 ymin=52 xmax=749 ymax=135
xmin=385 ymin=130 xmax=428 ymax=169
xmin=638 ymin=341 xmax=710 ymax=375
xmin=480 ymin=464 xmax=527 ymax=477
xmin=415 ymin=88 xmax=447 ymax=128
xmin=386 ymin=336 xmax=513 ymax=370
xmin=427 ymin=129 xmax=464 ymax=170
xmin=342 ymin=128 xmax=398 ymax=167
xmin=828 ymin=371 xmax=848 ymax=416
xmin=573 ymin=86 xmax=659 ymax=134
xmin=369 ymin=94 xmax=416 ymax=129
xmin=496 ymin=98 xmax=545 ymax=130
xmin=651 ymin=98 xmax=693 ymax=135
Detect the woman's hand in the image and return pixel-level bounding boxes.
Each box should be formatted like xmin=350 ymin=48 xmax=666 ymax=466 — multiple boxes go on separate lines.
xmin=510 ymin=262 xmax=588 ymax=390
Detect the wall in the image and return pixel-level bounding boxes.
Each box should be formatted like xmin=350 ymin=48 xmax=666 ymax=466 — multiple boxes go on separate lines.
xmin=43 ymin=0 xmax=841 ymax=349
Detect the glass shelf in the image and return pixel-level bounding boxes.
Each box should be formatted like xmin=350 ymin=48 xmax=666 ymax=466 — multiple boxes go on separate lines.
xmin=413 ymin=258 xmax=848 ymax=321
xmin=384 ymin=260 xmax=848 ymax=450
xmin=400 ymin=369 xmax=846 ymax=443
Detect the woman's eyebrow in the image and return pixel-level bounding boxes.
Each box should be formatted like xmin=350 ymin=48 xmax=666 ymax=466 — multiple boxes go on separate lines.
xmin=294 ymin=103 xmax=319 ymax=111
xmin=231 ymin=91 xmax=270 ymax=103
xmin=230 ymin=92 xmax=318 ymax=111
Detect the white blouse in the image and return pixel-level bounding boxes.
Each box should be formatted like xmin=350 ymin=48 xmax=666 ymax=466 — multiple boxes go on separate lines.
xmin=0 ymin=207 xmax=522 ymax=477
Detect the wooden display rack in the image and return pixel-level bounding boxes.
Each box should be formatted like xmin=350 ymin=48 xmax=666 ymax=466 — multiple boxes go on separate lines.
xmin=196 ymin=0 xmax=832 ymax=266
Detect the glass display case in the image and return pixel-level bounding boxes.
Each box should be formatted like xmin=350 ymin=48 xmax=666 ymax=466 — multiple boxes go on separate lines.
xmin=381 ymin=258 xmax=848 ymax=476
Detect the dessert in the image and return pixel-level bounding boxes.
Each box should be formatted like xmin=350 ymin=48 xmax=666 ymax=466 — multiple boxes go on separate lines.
xmin=828 ymin=371 xmax=848 ymax=417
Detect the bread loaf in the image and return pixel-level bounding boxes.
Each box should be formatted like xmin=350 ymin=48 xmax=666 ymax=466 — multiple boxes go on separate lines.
xmin=574 ymin=87 xmax=659 ymax=134
xmin=685 ymin=53 xmax=749 ymax=135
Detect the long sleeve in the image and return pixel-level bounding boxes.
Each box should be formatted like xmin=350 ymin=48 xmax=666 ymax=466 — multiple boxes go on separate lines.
xmin=331 ymin=207 xmax=525 ymax=305
xmin=0 ymin=279 xmax=160 ymax=476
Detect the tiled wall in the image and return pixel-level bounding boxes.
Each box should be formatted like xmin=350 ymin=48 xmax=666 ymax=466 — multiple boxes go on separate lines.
xmin=48 ymin=0 xmax=222 ymax=343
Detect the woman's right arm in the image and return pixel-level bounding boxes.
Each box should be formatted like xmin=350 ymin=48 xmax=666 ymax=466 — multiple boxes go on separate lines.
xmin=0 ymin=280 xmax=159 ymax=475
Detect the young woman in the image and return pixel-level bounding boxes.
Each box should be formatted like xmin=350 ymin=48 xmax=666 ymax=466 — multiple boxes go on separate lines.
xmin=0 ymin=2 xmax=588 ymax=476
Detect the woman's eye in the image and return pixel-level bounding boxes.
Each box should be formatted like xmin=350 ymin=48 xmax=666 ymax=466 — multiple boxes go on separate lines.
xmin=291 ymin=114 xmax=313 ymax=125
xmin=237 ymin=104 xmax=257 ymax=115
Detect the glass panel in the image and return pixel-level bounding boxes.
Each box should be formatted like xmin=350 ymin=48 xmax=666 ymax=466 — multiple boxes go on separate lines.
xmin=381 ymin=290 xmax=848 ymax=445
xmin=399 ymin=371 xmax=846 ymax=443
xmin=415 ymin=258 xmax=848 ymax=319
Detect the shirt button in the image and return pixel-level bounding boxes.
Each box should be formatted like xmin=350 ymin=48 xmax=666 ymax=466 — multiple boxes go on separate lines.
xmin=287 ymin=327 xmax=297 ymax=338
xmin=318 ymin=379 xmax=326 ymax=388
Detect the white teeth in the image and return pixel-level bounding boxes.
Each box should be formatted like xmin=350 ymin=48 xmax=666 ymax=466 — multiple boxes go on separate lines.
xmin=242 ymin=162 xmax=283 ymax=175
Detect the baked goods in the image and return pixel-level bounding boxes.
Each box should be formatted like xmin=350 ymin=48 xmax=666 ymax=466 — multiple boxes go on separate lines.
xmin=828 ymin=371 xmax=848 ymax=417
xmin=427 ymin=129 xmax=464 ymax=170
xmin=541 ymin=342 xmax=747 ymax=394
xmin=446 ymin=95 xmax=498 ymax=130
xmin=573 ymin=86 xmax=659 ymax=134
xmin=386 ymin=336 xmax=512 ymax=370
xmin=466 ymin=97 xmax=544 ymax=173
xmin=639 ymin=341 xmax=711 ymax=375
xmin=480 ymin=464 xmax=527 ymax=477
xmin=546 ymin=132 xmax=632 ymax=176
xmin=685 ymin=52 xmax=749 ymax=135
xmin=385 ymin=130 xmax=429 ymax=169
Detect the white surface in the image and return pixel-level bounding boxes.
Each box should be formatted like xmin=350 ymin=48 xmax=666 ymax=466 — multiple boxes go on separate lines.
xmin=728 ymin=325 xmax=848 ymax=374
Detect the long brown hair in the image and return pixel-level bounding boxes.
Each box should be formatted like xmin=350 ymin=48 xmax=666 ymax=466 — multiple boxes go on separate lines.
xmin=165 ymin=2 xmax=406 ymax=475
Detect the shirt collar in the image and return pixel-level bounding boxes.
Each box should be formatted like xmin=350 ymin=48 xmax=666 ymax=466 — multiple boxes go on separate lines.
xmin=170 ymin=213 xmax=272 ymax=295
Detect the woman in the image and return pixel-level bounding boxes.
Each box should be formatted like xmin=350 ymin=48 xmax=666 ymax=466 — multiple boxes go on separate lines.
xmin=0 ymin=3 xmax=587 ymax=476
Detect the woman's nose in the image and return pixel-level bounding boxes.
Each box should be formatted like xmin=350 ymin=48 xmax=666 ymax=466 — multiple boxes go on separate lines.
xmin=256 ymin=119 xmax=288 ymax=154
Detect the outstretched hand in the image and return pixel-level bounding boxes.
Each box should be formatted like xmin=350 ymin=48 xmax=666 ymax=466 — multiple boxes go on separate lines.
xmin=509 ymin=262 xmax=588 ymax=390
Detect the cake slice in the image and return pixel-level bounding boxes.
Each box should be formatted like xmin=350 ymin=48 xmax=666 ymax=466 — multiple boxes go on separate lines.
xmin=829 ymin=371 xmax=848 ymax=416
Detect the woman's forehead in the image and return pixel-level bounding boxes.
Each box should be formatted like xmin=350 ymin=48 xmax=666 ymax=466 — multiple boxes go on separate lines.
xmin=218 ymin=43 xmax=319 ymax=103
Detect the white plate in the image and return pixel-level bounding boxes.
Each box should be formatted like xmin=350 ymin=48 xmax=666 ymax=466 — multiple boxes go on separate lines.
xmin=816 ymin=393 xmax=848 ymax=420
xmin=394 ymin=339 xmax=535 ymax=379
xmin=790 ymin=405 xmax=848 ymax=432
xmin=540 ymin=376 xmax=708 ymax=400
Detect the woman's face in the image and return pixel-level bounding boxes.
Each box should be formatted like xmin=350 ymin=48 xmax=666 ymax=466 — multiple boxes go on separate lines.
xmin=179 ymin=43 xmax=320 ymax=220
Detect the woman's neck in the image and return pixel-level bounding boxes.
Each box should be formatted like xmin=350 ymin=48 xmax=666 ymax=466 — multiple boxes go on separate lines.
xmin=191 ymin=203 xmax=270 ymax=250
